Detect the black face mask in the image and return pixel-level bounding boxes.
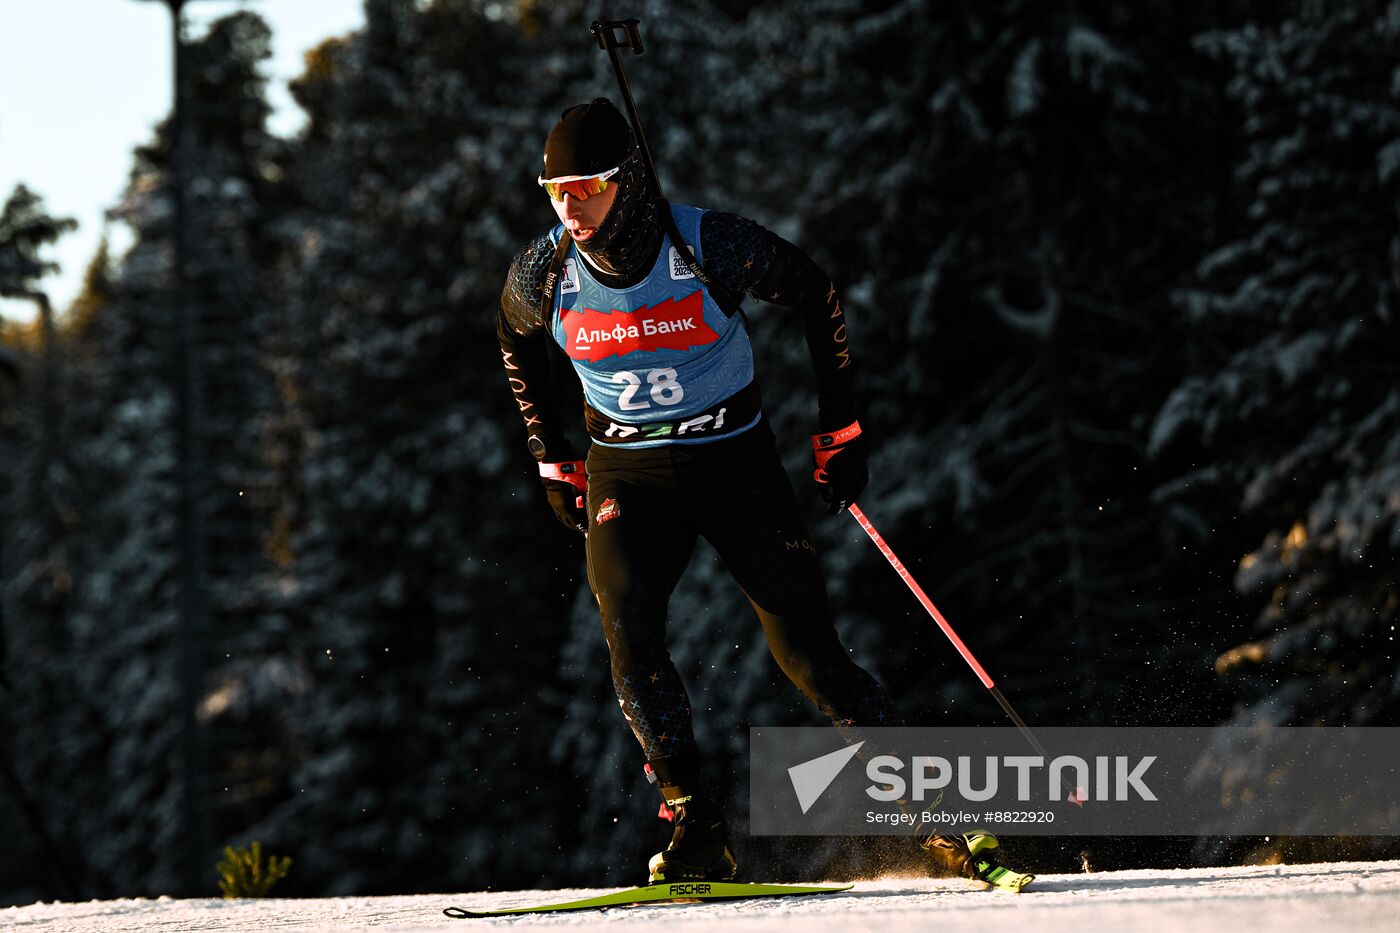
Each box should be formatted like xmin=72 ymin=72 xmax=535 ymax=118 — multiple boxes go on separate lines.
xmin=574 ymin=150 xmax=663 ymax=279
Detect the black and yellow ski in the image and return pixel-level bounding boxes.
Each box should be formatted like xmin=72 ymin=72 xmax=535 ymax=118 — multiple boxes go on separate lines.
xmin=443 ymin=881 xmax=854 ymax=918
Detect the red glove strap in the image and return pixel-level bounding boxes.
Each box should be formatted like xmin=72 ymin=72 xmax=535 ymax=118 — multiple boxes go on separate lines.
xmin=539 ymin=460 xmax=587 ymax=493
xmin=811 ymin=421 xmax=861 ymax=481
xmin=811 ymin=420 xmax=862 ymax=451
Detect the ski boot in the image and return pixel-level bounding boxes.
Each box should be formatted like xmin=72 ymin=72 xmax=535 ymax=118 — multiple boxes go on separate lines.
xmin=644 ymin=754 xmax=738 ymax=884
xmin=920 ymin=831 xmax=1035 ymax=893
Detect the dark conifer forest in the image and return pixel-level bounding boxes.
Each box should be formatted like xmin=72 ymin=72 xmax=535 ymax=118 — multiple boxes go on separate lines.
xmin=1 ymin=0 xmax=1397 ymax=903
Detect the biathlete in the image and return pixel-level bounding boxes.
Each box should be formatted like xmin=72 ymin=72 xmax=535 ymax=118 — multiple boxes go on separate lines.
xmin=497 ymin=98 xmax=1030 ymax=891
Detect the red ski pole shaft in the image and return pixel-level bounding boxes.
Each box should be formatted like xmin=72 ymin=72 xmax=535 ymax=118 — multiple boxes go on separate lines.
xmin=848 ymin=503 xmax=1047 ymax=759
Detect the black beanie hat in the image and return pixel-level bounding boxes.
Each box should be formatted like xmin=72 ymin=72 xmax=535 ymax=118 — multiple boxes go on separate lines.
xmin=542 ymin=98 xmax=635 ymax=179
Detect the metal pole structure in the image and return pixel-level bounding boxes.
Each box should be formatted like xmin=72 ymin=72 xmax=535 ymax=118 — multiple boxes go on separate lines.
xmin=0 ymin=291 xmax=59 ymax=461
xmin=0 ymin=291 xmax=85 ymax=900
xmin=134 ymin=0 xmax=210 ymax=896
xmin=34 ymin=291 xmax=56 ymax=472
xmin=847 ymin=504 xmax=1049 ymax=759
xmin=170 ymin=0 xmax=211 ymax=898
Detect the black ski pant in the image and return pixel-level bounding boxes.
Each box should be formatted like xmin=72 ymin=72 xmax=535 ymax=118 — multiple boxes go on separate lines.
xmin=583 ymin=419 xmax=903 ymax=764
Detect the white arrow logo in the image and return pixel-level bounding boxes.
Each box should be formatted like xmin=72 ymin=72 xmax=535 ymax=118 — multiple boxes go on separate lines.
xmin=787 ymin=741 xmax=865 ymax=814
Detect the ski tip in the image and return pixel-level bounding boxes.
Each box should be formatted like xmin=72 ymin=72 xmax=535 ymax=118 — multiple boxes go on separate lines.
xmin=967 ymin=872 xmax=1035 ymax=894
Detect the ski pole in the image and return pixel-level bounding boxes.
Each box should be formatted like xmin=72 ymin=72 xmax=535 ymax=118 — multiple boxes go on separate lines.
xmin=590 ymin=19 xmax=664 ymax=197
xmin=847 ymin=503 xmax=1048 ymax=759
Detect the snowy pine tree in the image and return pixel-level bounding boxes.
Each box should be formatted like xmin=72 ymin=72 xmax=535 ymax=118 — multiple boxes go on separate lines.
xmin=3 ymin=12 xmax=285 ymax=896
xmin=1154 ymin=0 xmax=1400 ymax=728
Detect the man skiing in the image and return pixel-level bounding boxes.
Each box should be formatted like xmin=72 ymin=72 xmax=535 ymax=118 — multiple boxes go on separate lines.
xmin=497 ymin=98 xmax=1030 ymax=891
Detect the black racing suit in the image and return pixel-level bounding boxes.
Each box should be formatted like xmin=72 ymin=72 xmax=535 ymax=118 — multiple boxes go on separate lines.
xmin=497 ymin=210 xmax=902 ymax=762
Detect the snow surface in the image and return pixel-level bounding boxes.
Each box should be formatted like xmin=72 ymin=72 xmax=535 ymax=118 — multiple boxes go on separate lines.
xmin=8 ymin=860 xmax=1400 ymax=932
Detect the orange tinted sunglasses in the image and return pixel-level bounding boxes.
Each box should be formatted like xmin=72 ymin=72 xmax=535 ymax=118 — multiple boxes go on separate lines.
xmin=537 ymin=165 xmax=620 ymax=202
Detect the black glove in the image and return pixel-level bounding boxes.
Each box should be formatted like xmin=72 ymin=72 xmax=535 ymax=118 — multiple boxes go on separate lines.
xmin=539 ymin=460 xmax=588 ymax=533
xmin=812 ymin=421 xmax=868 ymax=515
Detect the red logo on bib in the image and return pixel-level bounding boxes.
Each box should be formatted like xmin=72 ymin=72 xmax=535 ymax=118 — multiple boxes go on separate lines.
xmin=561 ymin=292 xmax=718 ymax=363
